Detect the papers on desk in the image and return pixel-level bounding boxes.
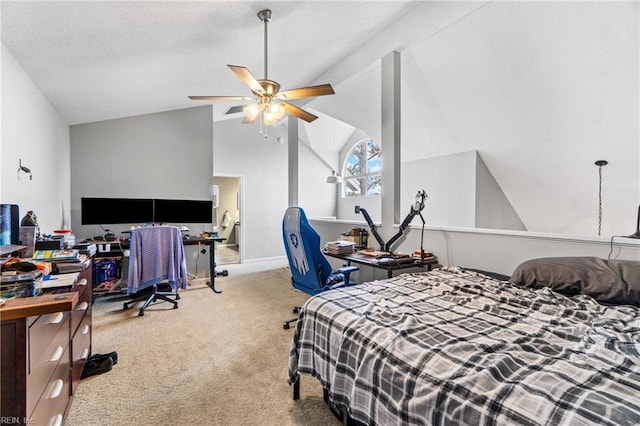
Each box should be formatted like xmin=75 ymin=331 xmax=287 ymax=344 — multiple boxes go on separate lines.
xmin=39 ymin=272 xmax=78 ymax=289
xmin=324 ymin=240 xmax=355 ymax=255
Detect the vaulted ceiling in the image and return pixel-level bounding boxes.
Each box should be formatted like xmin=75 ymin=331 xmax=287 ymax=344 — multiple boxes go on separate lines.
xmin=1 ymin=1 xmax=418 ymax=126
xmin=3 ymin=1 xmax=637 ymax=236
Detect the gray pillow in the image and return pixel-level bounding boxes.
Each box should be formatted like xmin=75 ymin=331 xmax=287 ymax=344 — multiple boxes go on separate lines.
xmin=509 ymin=257 xmax=640 ymax=305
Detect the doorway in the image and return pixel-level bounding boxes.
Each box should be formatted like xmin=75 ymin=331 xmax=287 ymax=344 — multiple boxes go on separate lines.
xmin=212 ymin=174 xmax=242 ymax=265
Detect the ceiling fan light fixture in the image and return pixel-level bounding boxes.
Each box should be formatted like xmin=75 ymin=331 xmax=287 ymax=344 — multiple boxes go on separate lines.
xmin=271 ymin=103 xmax=286 ymax=120
xmin=189 ymin=8 xmax=335 ymax=136
xmin=263 ymin=109 xmax=278 ymax=126
xmin=243 ymin=104 xmax=260 ymax=120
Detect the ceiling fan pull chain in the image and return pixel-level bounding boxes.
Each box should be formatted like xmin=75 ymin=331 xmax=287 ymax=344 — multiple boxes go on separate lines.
xmin=595 ymin=160 xmax=608 ymax=236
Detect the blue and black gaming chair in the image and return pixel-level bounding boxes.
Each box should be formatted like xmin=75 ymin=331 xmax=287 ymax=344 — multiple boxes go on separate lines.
xmin=282 ymin=207 xmax=358 ymax=329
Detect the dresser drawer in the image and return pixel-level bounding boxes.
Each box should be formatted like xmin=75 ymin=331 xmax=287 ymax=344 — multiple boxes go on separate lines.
xmin=73 ymin=276 xmax=91 ymax=305
xmin=70 ymin=298 xmax=90 ymax=336
xmin=27 ymin=312 xmax=70 ymax=415
xmin=29 ymin=345 xmax=71 ymax=426
xmin=71 ymin=307 xmax=92 ymax=392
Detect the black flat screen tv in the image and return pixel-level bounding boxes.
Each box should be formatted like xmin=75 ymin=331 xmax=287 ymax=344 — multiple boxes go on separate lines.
xmin=81 ymin=197 xmax=154 ymax=225
xmin=153 ymin=199 xmax=213 ymax=224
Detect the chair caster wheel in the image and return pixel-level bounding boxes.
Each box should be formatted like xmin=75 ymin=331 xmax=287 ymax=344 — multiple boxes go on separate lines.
xmin=123 ymin=304 xmax=129 ymax=310
xmin=293 ymin=307 xmax=299 ymax=314
xmin=173 ymin=304 xmax=178 ymax=309
xmin=283 ymin=323 xmax=290 ymax=330
xmin=138 ymin=311 xmax=144 ymax=316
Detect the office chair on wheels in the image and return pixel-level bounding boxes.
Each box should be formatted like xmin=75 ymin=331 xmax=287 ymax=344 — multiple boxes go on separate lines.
xmin=282 ymin=207 xmax=358 ymax=329
xmin=124 ymin=226 xmax=187 ymax=316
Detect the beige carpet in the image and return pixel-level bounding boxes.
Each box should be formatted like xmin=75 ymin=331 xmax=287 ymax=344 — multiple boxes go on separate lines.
xmin=65 ymin=266 xmax=341 ymax=426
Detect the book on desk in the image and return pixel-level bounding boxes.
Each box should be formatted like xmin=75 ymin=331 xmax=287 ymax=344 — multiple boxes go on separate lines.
xmin=324 ymin=241 xmax=356 ymax=255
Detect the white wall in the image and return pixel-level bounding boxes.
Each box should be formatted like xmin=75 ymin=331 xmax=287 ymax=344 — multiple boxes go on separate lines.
xmin=400 ymin=1 xmax=639 ymax=236
xmin=312 ymin=218 xmax=640 ymax=280
xmin=1 ymin=43 xmax=70 ymax=233
xmin=213 ymin=119 xmax=289 ymax=261
xmin=475 ymin=152 xmax=525 ymax=231
xmin=298 ymin=140 xmax=338 ymax=218
xmin=69 ymin=106 xmax=214 ymax=241
xmin=401 ymin=151 xmax=477 ymax=228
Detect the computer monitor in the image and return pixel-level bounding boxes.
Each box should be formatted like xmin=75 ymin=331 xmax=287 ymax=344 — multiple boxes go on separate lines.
xmin=81 ymin=197 xmax=154 ymax=225
xmin=153 ymin=199 xmax=213 ymax=224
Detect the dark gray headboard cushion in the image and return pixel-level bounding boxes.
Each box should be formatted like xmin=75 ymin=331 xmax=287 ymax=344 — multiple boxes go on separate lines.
xmin=509 ymin=257 xmax=640 ymax=305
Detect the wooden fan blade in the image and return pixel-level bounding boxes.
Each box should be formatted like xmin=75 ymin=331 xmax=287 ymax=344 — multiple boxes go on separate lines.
xmin=282 ymin=102 xmax=318 ymax=123
xmin=226 ymin=105 xmax=245 ymax=115
xmin=189 ymin=95 xmax=251 ymax=101
xmin=277 ymin=84 xmax=335 ymax=100
xmin=228 ymin=65 xmax=264 ymax=94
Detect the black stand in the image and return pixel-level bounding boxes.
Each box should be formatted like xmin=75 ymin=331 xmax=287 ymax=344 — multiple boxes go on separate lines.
xmin=206 ymin=238 xmax=224 ymax=293
xmin=354 ymin=206 xmax=385 ymax=250
xmin=355 ymin=190 xmax=428 ymax=254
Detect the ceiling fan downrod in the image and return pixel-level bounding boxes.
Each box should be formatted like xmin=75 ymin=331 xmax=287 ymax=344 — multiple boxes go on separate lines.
xmin=258 ymin=9 xmax=272 ymax=80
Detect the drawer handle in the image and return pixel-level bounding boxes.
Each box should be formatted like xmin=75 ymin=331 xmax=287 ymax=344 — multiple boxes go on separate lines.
xmin=81 ymin=324 xmax=90 ymax=335
xmin=77 ymin=301 xmax=89 ymax=311
xmin=49 ymin=379 xmax=64 ymax=399
xmin=49 ymin=345 xmax=64 ymax=362
xmin=50 ymin=312 xmax=65 ymax=324
xmin=80 ymin=348 xmax=89 ymax=360
xmin=47 ymin=413 xmax=63 ymax=426
xmin=77 ymin=278 xmax=88 ymax=287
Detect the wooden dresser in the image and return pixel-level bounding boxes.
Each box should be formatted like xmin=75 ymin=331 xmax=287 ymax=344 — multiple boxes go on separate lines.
xmin=0 ymin=263 xmax=93 ymax=426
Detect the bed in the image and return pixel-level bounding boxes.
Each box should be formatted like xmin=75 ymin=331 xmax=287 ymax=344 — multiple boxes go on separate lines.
xmin=288 ymin=258 xmax=640 ymax=425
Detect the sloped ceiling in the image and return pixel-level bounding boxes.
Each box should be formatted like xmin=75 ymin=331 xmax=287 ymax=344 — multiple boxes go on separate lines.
xmin=304 ymin=1 xmax=639 ymax=236
xmin=398 ymin=1 xmax=638 ymax=235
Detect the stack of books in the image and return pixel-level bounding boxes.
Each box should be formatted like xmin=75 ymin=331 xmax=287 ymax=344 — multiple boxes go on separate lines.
xmin=33 ymin=249 xmax=90 ymax=273
xmin=54 ymin=255 xmax=91 ymax=273
xmin=33 ymin=249 xmax=80 ymax=261
xmin=324 ymin=240 xmax=356 ymax=255
xmin=72 ymin=242 xmax=97 ymax=257
xmin=412 ymin=249 xmax=435 ymax=262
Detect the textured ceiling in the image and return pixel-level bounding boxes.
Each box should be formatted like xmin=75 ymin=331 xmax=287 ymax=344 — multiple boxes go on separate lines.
xmin=1 ymin=1 xmax=417 ymax=125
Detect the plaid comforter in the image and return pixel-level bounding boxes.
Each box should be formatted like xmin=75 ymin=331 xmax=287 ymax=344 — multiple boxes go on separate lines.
xmin=288 ymin=268 xmax=640 ymax=425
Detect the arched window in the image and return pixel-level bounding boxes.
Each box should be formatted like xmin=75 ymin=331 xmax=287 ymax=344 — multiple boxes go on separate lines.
xmin=342 ymin=139 xmax=382 ymax=197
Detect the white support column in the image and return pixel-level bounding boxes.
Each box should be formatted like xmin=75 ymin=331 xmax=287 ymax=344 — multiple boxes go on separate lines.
xmin=381 ymin=51 xmax=401 ymax=227
xmin=288 ymin=115 xmax=299 ymax=207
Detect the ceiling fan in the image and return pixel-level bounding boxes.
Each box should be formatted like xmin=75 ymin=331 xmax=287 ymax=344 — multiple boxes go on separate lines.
xmin=189 ymin=9 xmax=335 ymax=135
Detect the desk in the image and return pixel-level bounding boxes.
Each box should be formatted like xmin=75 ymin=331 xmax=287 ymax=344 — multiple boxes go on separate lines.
xmin=89 ymin=236 xmax=225 ymax=293
xmin=325 ymin=251 xmax=438 ymax=279
xmin=184 ymin=236 xmax=224 ymax=293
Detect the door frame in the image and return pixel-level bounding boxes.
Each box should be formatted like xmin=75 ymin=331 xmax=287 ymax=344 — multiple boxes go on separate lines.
xmin=213 ymin=173 xmax=244 ymax=264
